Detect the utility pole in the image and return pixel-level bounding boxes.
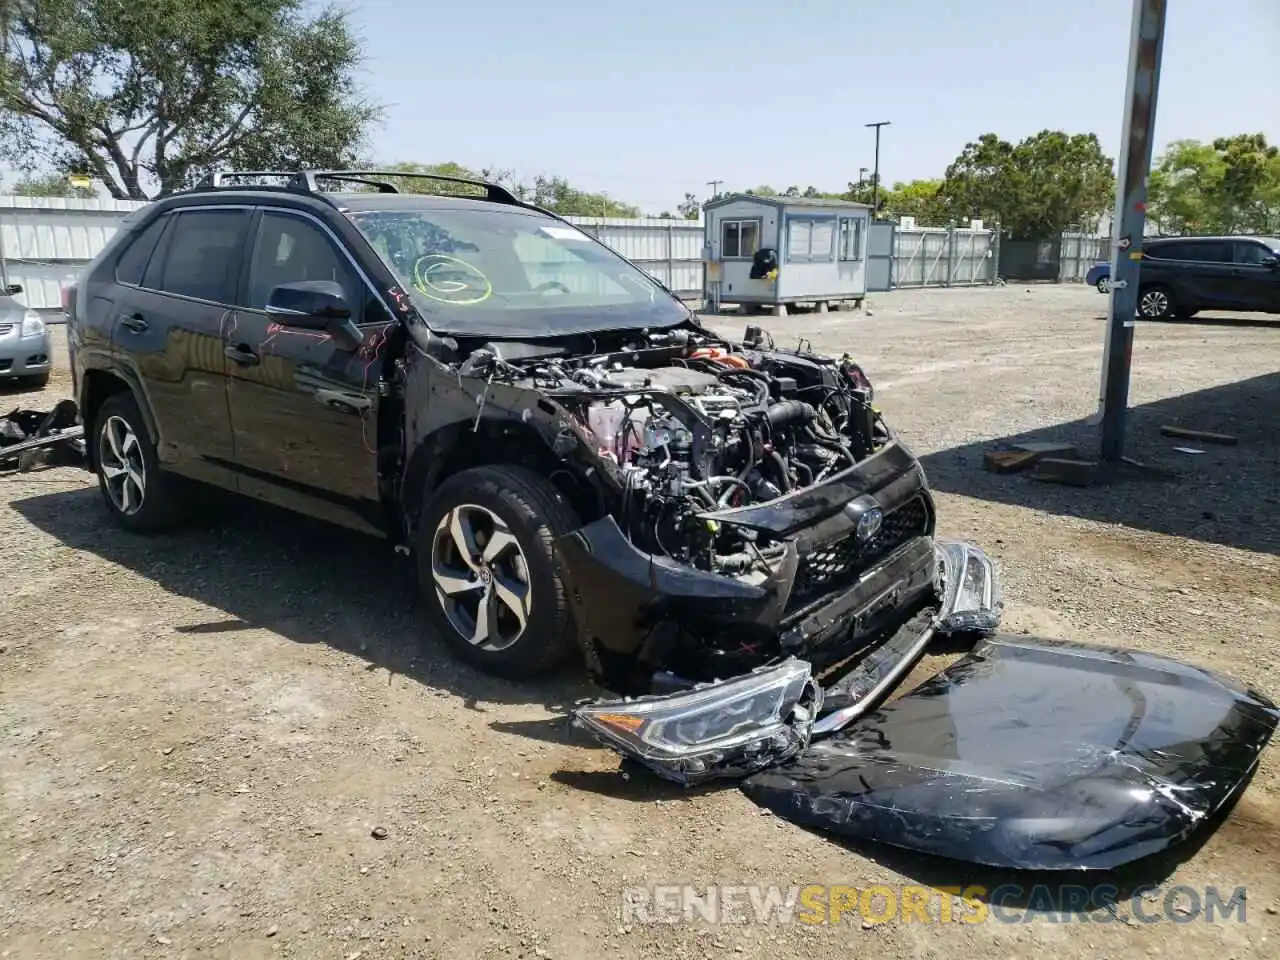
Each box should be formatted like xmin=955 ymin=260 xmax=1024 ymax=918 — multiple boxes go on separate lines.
xmin=857 ymin=167 xmax=869 ymax=188
xmin=1098 ymin=0 xmax=1167 ymax=465
xmin=706 ymin=179 xmax=723 ymax=200
xmin=865 ymin=122 xmax=890 ymax=217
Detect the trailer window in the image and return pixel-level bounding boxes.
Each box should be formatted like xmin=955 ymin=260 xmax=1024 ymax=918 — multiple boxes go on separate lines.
xmin=786 ymin=217 xmax=835 ymax=263
xmin=721 ymin=219 xmax=759 ymax=259
xmin=839 ymin=217 xmax=863 ymax=261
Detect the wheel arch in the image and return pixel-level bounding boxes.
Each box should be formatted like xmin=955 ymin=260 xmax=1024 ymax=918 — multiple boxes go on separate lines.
xmin=79 ymin=367 xmax=158 ymax=469
xmin=401 ymin=418 xmax=604 ymax=539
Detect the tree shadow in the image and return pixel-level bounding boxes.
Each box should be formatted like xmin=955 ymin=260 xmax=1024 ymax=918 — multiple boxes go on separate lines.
xmin=919 ymin=370 xmax=1280 ymax=556
xmin=10 ymin=484 xmax=601 ymax=712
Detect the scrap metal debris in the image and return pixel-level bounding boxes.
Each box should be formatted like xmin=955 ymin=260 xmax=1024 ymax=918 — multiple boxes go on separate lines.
xmin=0 ymin=400 xmax=85 ymax=473
xmin=1160 ymin=425 xmax=1238 ymax=446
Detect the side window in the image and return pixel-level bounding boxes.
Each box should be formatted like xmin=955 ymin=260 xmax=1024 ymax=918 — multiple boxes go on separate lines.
xmin=838 ymin=217 xmax=863 ymax=261
xmin=114 ymin=216 xmax=169 ymax=285
xmin=1189 ymin=241 xmax=1231 ymax=262
xmin=786 ymin=217 xmax=835 ymax=263
xmin=721 ymin=219 xmax=758 ymax=259
xmin=1235 ymin=241 xmax=1273 ymax=265
xmin=152 ymin=209 xmax=249 ymax=303
xmin=246 ymin=212 xmax=362 ymax=320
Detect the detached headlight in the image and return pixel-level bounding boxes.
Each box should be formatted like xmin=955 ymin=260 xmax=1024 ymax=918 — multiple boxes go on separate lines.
xmin=21 ymin=314 xmax=46 ymax=337
xmin=934 ymin=538 xmax=1003 ymax=634
xmin=573 ymin=658 xmax=822 ymax=786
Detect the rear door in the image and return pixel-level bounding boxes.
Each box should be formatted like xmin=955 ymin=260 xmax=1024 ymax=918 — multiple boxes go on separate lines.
xmin=111 ymin=207 xmax=248 ymax=483
xmin=1232 ymin=240 xmax=1280 ymax=311
xmin=223 ymin=207 xmax=387 ymax=535
xmin=1180 ymin=240 xmax=1236 ymax=308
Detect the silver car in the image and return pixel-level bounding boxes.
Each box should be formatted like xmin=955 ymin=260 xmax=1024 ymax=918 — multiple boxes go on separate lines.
xmin=0 ymin=283 xmax=52 ymax=388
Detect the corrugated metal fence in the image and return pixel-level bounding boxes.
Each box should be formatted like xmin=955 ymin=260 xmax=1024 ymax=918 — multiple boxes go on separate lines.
xmin=888 ymin=226 xmax=998 ymax=288
xmin=0 ymin=195 xmax=146 ymax=311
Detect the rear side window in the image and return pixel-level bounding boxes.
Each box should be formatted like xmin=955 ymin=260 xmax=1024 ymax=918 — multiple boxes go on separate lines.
xmin=1235 ymin=241 xmax=1274 ymax=265
xmin=1187 ymin=241 xmax=1231 ymax=262
xmin=1147 ymin=242 xmax=1188 ymax=260
xmin=114 ymin=216 xmax=169 ymax=285
xmin=151 ymin=209 xmax=249 ymax=303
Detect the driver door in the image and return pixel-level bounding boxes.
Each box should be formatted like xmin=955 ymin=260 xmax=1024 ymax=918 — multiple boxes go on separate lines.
xmin=225 ymin=207 xmax=388 ymax=535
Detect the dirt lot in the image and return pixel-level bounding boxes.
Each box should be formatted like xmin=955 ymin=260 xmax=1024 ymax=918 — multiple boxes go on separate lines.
xmin=2 ymin=285 xmax=1278 ymax=959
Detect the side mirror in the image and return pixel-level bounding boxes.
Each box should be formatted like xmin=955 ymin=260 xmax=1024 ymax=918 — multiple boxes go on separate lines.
xmin=3 ymin=284 xmax=22 ymax=296
xmin=1263 ymin=255 xmax=1280 ymax=270
xmin=265 ymin=280 xmax=363 ymax=350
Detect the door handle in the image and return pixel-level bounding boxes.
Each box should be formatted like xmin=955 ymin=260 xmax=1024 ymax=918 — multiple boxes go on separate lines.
xmin=224 ymin=343 xmax=260 ymax=366
xmin=119 ymin=313 xmax=148 ymax=333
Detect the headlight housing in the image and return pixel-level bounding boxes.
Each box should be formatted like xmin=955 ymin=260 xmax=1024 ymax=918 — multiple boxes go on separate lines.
xmin=573 ymin=658 xmax=822 ymax=786
xmin=21 ymin=313 xmax=46 ymax=337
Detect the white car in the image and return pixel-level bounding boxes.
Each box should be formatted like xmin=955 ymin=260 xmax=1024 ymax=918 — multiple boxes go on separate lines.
xmin=0 ymin=284 xmax=52 ymax=388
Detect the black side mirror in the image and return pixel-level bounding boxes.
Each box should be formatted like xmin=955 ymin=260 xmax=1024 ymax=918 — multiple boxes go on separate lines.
xmin=3 ymin=284 xmax=22 ymax=296
xmin=265 ymin=280 xmax=363 ymax=350
xmin=1263 ymin=255 xmax=1280 ymax=270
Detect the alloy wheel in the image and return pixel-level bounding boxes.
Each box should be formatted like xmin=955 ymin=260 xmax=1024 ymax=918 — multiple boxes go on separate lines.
xmin=431 ymin=504 xmax=532 ymax=652
xmin=1139 ymin=289 xmax=1170 ymax=318
xmin=99 ymin=415 xmax=147 ymax=515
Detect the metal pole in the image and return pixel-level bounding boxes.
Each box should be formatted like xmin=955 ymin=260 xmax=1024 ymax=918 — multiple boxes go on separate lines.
xmin=1098 ymin=0 xmax=1167 ymax=463
xmin=706 ymin=179 xmax=723 ymax=200
xmin=865 ymin=122 xmax=890 ymax=218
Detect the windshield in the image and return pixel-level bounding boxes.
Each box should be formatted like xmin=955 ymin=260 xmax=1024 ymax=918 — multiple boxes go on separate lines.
xmin=347 ymin=206 xmax=690 ymax=337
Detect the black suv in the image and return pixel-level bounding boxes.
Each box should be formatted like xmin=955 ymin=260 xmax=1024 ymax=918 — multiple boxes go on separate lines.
xmin=1136 ymin=235 xmax=1280 ymax=319
xmin=66 ymin=170 xmax=937 ymax=693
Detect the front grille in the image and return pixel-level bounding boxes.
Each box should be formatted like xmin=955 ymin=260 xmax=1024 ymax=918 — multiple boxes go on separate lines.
xmin=788 ymin=496 xmax=930 ymax=611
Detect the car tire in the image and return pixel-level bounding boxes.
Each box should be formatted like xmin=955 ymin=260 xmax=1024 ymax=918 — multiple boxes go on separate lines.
xmin=416 ymin=464 xmax=580 ymax=679
xmin=1137 ymin=284 xmax=1177 ymax=320
xmin=92 ymin=392 xmax=188 ymax=534
xmin=1096 ymin=277 xmax=1109 ymax=293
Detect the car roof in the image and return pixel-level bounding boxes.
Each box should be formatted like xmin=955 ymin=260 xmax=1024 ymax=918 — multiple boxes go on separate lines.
xmin=1149 ymin=234 xmax=1276 ymax=244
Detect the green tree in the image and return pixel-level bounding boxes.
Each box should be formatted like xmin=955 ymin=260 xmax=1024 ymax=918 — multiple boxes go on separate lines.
xmin=8 ymin=171 xmax=97 ymax=198
xmin=938 ymin=131 xmax=1115 ymax=237
xmin=526 ymin=175 xmax=640 ymax=217
xmin=1148 ymin=134 xmax=1280 ymax=234
xmin=882 ymin=179 xmax=945 ymax=222
xmin=677 ymin=192 xmax=701 ymax=219
xmin=375 ymin=160 xmax=519 ymax=197
xmin=0 ymin=0 xmax=381 ymax=199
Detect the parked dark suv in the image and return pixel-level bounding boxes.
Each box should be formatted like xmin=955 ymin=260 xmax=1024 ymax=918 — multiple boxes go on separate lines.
xmin=1136 ymin=235 xmax=1280 ymax=319
xmin=66 ymin=170 xmax=938 ymax=693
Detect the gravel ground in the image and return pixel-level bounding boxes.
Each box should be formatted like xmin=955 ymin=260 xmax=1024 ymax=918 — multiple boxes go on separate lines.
xmin=2 ymin=286 xmax=1278 ymax=960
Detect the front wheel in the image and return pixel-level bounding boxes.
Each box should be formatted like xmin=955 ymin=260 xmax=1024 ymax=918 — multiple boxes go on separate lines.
xmin=416 ymin=464 xmax=581 ymax=678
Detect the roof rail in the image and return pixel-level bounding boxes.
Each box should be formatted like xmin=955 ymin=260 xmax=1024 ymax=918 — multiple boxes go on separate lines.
xmin=194 ymin=171 xmax=298 ymax=190
xmin=294 ymin=169 xmax=521 ymax=204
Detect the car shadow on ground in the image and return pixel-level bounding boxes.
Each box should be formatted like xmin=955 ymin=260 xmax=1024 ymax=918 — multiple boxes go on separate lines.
xmin=11 ymin=484 xmax=602 ymax=713
xmin=919 ymin=370 xmax=1280 ymax=556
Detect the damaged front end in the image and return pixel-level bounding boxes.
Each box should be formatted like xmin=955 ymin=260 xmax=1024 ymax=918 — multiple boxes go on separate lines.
xmin=573 ymin=538 xmax=1004 ymax=783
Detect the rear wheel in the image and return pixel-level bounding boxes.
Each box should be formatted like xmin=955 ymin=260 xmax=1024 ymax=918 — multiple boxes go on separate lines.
xmin=416 ymin=464 xmax=580 ymax=678
xmin=1137 ymin=284 xmax=1176 ymax=319
xmin=92 ymin=392 xmax=188 ymax=533
xmin=1096 ymin=276 xmax=1109 ymax=293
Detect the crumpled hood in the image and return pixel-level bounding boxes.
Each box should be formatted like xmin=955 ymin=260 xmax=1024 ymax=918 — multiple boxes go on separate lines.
xmin=742 ymin=635 xmax=1278 ymax=870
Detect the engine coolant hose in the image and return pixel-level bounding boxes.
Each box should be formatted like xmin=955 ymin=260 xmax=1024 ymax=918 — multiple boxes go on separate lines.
xmin=764 ymin=400 xmax=816 ymax=430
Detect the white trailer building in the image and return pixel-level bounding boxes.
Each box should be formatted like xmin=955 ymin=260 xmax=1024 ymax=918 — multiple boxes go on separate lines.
xmin=702 ymin=194 xmax=873 ymax=315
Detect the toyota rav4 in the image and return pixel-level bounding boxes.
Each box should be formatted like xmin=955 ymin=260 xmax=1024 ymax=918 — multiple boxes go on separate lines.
xmin=67 ymin=169 xmax=939 ymax=693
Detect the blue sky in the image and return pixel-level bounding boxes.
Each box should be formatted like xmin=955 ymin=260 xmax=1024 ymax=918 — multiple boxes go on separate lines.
xmin=349 ymin=0 xmax=1279 ymax=212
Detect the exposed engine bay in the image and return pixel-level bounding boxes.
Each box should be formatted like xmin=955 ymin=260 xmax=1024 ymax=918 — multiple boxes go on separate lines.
xmin=458 ymin=324 xmax=885 ymax=585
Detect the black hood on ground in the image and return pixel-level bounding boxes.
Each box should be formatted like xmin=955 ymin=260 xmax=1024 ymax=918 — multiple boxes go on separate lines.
xmin=741 ymin=635 xmax=1278 ymax=870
